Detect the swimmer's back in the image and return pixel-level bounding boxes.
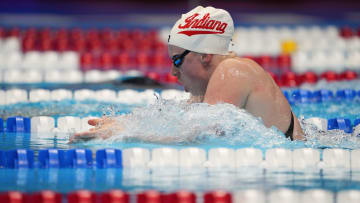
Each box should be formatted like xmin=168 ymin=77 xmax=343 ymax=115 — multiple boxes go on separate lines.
xmin=205 ymin=56 xmax=304 ymax=140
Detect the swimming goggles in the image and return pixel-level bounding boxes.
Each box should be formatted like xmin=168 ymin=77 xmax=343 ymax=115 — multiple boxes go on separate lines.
xmin=171 ymin=50 xmax=190 ymax=68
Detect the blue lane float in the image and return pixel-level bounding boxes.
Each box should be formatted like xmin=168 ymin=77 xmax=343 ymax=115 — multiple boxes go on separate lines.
xmin=290 ymin=89 xmax=313 ymax=103
xmin=328 ymin=118 xmax=353 ymax=133
xmin=313 ymin=89 xmax=334 ymax=103
xmin=284 ymin=89 xmax=360 ymax=104
xmin=6 ymin=117 xmax=31 ymax=133
xmin=0 ymin=150 xmax=5 ymax=168
xmin=65 ymin=149 xmax=93 ymax=168
xmin=354 ymin=119 xmax=360 ymax=127
xmin=38 ymin=149 xmax=67 ymax=168
xmin=96 ymin=149 xmax=122 ymax=168
xmin=0 ymin=118 xmax=3 ymax=132
xmin=336 ymin=89 xmax=357 ymax=100
xmin=5 ymin=149 xmax=34 ymax=168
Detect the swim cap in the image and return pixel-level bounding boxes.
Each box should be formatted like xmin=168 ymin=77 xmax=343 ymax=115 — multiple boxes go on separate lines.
xmin=168 ymin=6 xmax=234 ymax=55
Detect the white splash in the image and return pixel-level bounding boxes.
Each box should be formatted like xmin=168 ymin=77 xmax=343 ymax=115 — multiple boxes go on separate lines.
xmin=105 ymin=98 xmax=290 ymax=148
xmin=300 ymin=118 xmax=360 ymax=149
xmin=101 ymin=98 xmax=360 ymax=149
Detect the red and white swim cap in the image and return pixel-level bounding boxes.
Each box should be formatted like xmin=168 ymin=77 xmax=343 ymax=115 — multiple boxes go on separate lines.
xmin=168 ymin=6 xmax=234 ymax=55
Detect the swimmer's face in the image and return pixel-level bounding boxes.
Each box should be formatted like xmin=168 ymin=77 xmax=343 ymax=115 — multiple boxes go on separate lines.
xmin=168 ymin=45 xmax=208 ymax=95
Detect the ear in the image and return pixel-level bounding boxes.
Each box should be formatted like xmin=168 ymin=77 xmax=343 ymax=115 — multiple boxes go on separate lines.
xmin=200 ymin=54 xmax=212 ymax=67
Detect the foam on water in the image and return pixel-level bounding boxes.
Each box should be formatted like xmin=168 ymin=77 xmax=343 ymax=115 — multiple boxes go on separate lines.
xmin=103 ymin=99 xmax=287 ymax=148
xmin=301 ymin=118 xmax=360 ymax=149
xmin=90 ymin=98 xmax=360 ymax=150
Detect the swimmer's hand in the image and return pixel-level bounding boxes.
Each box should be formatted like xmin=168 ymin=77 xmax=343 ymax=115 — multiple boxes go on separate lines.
xmin=69 ymin=117 xmax=123 ymax=143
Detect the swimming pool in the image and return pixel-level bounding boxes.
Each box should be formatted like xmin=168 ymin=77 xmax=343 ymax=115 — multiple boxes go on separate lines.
xmin=0 ymin=81 xmax=360 ymax=202
xmin=1 ymin=25 xmax=360 ymax=202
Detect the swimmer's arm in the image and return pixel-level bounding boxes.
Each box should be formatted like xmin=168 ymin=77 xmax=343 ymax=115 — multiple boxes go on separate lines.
xmin=69 ymin=117 xmax=184 ymax=144
xmin=203 ymin=60 xmax=253 ymax=108
xmin=69 ymin=117 xmax=123 ymax=143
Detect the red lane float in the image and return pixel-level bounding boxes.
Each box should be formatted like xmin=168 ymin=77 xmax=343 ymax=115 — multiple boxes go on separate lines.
xmin=0 ymin=191 xmax=26 ymax=203
xmin=67 ymin=190 xmax=97 ymax=203
xmin=204 ymin=191 xmax=232 ymax=203
xmin=137 ymin=190 xmax=162 ymax=203
xmin=320 ymin=71 xmax=339 ymax=81
xmin=28 ymin=190 xmax=62 ymax=203
xmin=280 ymin=72 xmax=300 ymax=87
xmin=300 ymin=71 xmax=318 ymax=84
xmin=163 ymin=190 xmax=196 ymax=203
xmin=100 ymin=190 xmax=130 ymax=203
xmin=340 ymin=70 xmax=358 ymax=80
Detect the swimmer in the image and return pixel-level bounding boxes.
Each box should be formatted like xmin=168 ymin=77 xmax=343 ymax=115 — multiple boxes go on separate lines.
xmin=70 ymin=6 xmax=304 ymax=143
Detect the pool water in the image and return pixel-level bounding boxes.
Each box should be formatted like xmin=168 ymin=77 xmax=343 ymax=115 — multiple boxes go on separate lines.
xmin=1 ymin=82 xmax=360 ymax=194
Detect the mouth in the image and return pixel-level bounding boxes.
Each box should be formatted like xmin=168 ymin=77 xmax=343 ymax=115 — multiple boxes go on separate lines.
xmin=184 ymin=86 xmax=189 ymax=92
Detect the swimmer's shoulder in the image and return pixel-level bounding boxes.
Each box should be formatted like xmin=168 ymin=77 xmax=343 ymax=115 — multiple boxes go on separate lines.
xmin=217 ymin=56 xmax=263 ymax=75
xmin=209 ymin=56 xmax=256 ymax=90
